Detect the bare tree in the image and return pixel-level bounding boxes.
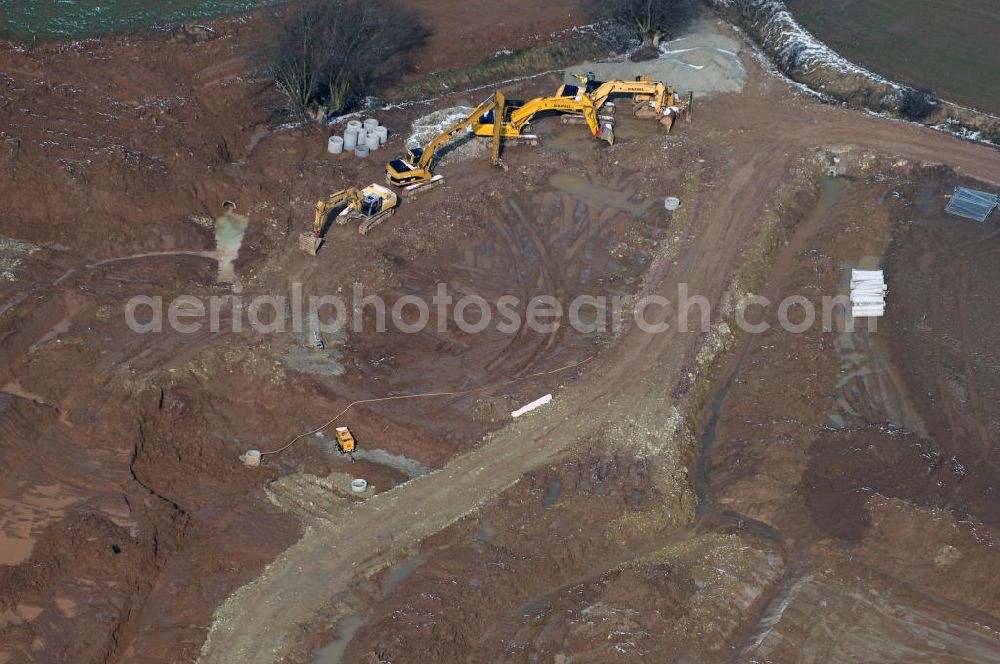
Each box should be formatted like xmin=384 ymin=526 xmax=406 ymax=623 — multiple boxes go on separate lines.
xmin=593 ymin=0 xmax=701 ymax=47
xmin=264 ymin=0 xmax=428 ymax=122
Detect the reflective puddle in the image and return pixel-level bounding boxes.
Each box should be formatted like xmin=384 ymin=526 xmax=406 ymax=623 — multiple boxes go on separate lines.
xmin=548 ymin=173 xmax=650 ymax=216
xmin=214 ymin=211 xmax=248 ymax=283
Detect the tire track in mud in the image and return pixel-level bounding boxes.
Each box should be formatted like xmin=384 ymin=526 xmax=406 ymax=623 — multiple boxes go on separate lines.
xmin=481 ymin=201 xmax=553 ymax=377
xmin=956 ymin=261 xmax=994 ymax=463
xmin=198 ymin=89 xmax=1000 ymax=664
xmin=504 ymin=198 xmax=565 ymax=377
xmin=917 ymin=228 xmax=1000 ymax=476
xmin=198 ymin=149 xmax=771 ymax=664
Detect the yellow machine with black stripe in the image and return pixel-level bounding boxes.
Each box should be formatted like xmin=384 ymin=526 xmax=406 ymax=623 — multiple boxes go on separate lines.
xmin=385 ymin=92 xmax=505 ymax=192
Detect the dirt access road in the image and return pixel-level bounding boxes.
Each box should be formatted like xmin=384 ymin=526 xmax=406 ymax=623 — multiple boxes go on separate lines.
xmin=199 ymin=71 xmax=1000 ymax=662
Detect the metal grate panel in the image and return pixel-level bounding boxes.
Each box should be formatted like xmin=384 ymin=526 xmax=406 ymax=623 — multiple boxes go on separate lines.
xmin=945 ymin=186 xmax=999 ymax=222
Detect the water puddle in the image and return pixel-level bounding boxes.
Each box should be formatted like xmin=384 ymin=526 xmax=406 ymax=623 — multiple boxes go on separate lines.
xmin=817 ymin=174 xmax=847 ymax=212
xmin=283 ymin=318 xmax=346 ymax=377
xmin=544 ymin=125 xmax=605 ymax=155
xmin=348 ymin=447 xmax=431 ymax=478
xmin=244 ymin=126 xmax=270 ymax=159
xmin=35 ymin=316 xmax=72 ymax=346
xmin=381 ymin=554 xmax=427 ymax=597
xmin=542 ymin=476 xmax=562 ymax=508
xmin=311 ymin=612 xmax=369 ymax=664
xmin=214 ymin=210 xmax=248 ymax=283
xmin=548 ymin=173 xmax=650 ymax=216
xmin=475 ymin=520 xmax=497 ymax=546
xmin=694 ymin=371 xmax=736 ymax=516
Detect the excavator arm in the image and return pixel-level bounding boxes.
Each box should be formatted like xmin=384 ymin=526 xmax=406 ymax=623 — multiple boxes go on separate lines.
xmin=313 ymin=188 xmax=362 ymax=237
xmin=492 ymin=91 xmax=504 ymax=166
xmin=474 ymin=95 xmax=614 ymax=144
xmin=588 ymin=80 xmax=669 ymax=111
xmin=386 ymin=92 xmax=505 ymax=189
xmin=506 ymin=96 xmax=593 ymax=133
xmin=416 ymin=92 xmax=505 ymax=172
xmin=299 ymin=187 xmax=362 ymax=256
xmin=561 ymin=75 xmax=688 ymax=129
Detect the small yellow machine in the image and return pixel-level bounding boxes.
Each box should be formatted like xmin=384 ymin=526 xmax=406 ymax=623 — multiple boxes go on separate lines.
xmin=300 ymin=183 xmax=399 ymax=255
xmin=334 ymin=426 xmax=356 ymax=454
xmin=385 ymin=92 xmax=505 ymax=192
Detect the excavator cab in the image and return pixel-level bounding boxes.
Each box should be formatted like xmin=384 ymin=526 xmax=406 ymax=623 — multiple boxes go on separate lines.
xmin=478 ymin=108 xmax=498 ymax=124
xmin=573 ymin=71 xmax=601 ymax=89
xmin=341 ymin=184 xmax=398 ymax=235
xmin=386 ymin=146 xmax=432 ymax=187
xmin=386 ymin=158 xmax=427 ymax=187
xmin=359 ymin=192 xmax=382 ymax=217
xmin=559 ymin=72 xmax=603 ymax=99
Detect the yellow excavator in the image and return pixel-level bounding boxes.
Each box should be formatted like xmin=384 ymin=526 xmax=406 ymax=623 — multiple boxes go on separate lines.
xmin=471 ymin=94 xmax=615 ymax=145
xmin=299 ymin=183 xmax=399 ymax=255
xmin=385 ymin=92 xmax=505 ymax=192
xmin=558 ymin=73 xmax=690 ymax=131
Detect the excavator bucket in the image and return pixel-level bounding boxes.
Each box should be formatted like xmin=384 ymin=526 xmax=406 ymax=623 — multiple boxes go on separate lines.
xmin=599 ymin=123 xmax=615 ymax=145
xmin=299 ymin=233 xmax=322 ymax=256
xmin=633 ymin=102 xmax=660 ymax=119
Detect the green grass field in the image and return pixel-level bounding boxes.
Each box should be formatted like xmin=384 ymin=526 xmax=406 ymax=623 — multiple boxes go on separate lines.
xmin=0 ymin=0 xmax=278 ymax=41
xmin=787 ymin=0 xmax=1000 ymax=114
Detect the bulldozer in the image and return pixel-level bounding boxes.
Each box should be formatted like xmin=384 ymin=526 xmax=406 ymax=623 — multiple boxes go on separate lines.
xmin=385 ymin=92 xmax=505 ymax=193
xmin=558 ymin=74 xmax=690 ymax=131
xmin=471 ymin=93 xmax=615 ymax=145
xmin=299 ymin=183 xmax=399 ymax=255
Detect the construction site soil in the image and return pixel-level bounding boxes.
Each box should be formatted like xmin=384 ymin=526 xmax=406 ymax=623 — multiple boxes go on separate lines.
xmin=1 ymin=7 xmax=999 ymax=664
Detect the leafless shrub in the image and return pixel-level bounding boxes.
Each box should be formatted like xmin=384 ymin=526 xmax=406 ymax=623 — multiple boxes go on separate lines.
xmin=591 ymin=0 xmax=701 ymax=47
xmin=897 ymin=87 xmax=938 ymax=122
xmin=264 ymin=0 xmax=428 ymax=123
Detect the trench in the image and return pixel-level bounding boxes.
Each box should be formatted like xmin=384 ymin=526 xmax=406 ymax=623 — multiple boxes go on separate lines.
xmin=695 ymin=175 xmax=845 ymax=522
xmin=688 ymin=173 xmax=850 ymax=646
xmin=691 ymin=347 xmax=784 ymax=544
xmin=691 ymin=176 xmax=860 ymax=659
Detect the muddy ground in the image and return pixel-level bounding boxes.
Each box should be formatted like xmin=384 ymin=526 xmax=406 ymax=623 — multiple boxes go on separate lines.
xmin=324 ymin=165 xmax=1000 ymax=664
xmin=1 ymin=4 xmax=1000 ymax=664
